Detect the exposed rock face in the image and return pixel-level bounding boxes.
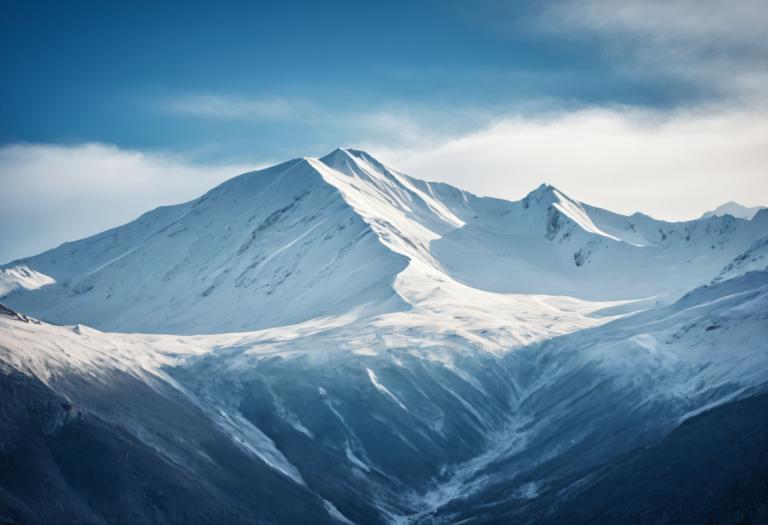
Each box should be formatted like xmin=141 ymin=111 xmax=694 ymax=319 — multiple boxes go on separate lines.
xmin=0 ymin=303 xmax=39 ymax=324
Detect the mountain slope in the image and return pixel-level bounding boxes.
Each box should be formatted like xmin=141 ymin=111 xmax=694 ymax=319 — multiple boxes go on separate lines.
xmin=0 ymin=148 xmax=767 ymax=524
xmin=541 ymin=391 xmax=768 ymax=525
xmin=0 ymin=368 xmax=338 ymax=525
xmin=413 ymin=269 xmax=768 ymax=523
xmin=430 ymin=184 xmax=767 ymax=300
xmin=1 ymin=157 xmax=410 ymax=333
xmin=1 ymin=269 xmax=766 ymax=524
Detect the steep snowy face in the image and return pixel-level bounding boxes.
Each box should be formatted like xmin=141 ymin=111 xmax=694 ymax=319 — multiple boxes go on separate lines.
xmin=1 ymin=148 xmax=766 ymax=333
xmin=714 ymin=231 xmax=768 ymax=282
xmin=0 ymin=158 xmax=410 ymax=333
xmin=313 ymin=148 xmax=467 ymax=264
xmin=521 ymin=183 xmax=620 ymax=241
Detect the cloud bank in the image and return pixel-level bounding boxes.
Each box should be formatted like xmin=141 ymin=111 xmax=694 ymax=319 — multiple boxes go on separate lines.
xmin=371 ymin=0 xmax=768 ymax=219
xmin=370 ymin=105 xmax=768 ymax=220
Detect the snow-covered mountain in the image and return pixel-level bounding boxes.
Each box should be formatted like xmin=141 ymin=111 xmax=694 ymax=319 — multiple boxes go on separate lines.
xmin=2 ymin=148 xmax=766 ymax=333
xmin=701 ymin=200 xmax=766 ymax=220
xmin=1 ymin=149 xmax=767 ymax=524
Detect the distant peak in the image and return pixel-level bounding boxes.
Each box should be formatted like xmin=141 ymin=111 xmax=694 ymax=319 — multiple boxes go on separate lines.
xmin=701 ymin=201 xmax=766 ymax=220
xmin=522 ymin=183 xmax=569 ymax=207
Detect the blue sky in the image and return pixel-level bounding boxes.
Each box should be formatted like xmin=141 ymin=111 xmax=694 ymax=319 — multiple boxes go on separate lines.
xmin=0 ymin=0 xmax=688 ymax=158
xmin=1 ymin=0 xmax=767 ymax=261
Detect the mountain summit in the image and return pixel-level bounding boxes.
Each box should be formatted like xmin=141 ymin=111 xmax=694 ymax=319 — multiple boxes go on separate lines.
xmin=701 ymin=200 xmax=766 ymax=220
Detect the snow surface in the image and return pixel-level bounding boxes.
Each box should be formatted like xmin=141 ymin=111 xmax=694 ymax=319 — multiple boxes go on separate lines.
xmin=1 ymin=148 xmax=766 ymax=524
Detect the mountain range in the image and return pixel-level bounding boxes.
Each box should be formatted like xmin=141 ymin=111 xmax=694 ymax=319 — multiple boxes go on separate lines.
xmin=1 ymin=148 xmax=767 ymax=524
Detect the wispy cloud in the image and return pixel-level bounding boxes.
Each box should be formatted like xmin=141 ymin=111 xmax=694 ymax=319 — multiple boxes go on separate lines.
xmin=166 ymin=94 xmax=321 ymax=122
xmin=165 ymin=94 xmax=499 ymax=148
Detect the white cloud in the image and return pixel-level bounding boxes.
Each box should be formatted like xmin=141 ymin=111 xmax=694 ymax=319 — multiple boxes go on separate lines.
xmin=165 ymin=94 xmax=498 ymax=150
xmin=368 ymin=104 xmax=768 ymax=221
xmin=536 ymin=0 xmax=768 ymax=100
xmin=0 ymin=143 xmax=251 ymax=263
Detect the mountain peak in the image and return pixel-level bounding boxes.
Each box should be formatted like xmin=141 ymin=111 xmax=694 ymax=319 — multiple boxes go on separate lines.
xmin=701 ymin=201 xmax=766 ymax=220
xmin=318 ymin=147 xmax=363 ymax=174
xmin=518 ymin=183 xmax=630 ymax=243
xmin=321 ymin=146 xmax=352 ymax=158
xmin=522 ymin=182 xmax=568 ymax=209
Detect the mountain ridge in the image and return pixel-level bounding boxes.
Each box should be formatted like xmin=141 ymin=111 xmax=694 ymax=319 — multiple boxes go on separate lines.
xmin=2 ymin=148 xmax=766 ymax=333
